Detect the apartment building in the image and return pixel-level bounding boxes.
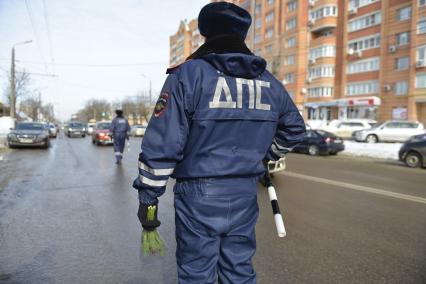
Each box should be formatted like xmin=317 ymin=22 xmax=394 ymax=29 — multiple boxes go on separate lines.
xmin=169 ymin=0 xmax=426 ymax=125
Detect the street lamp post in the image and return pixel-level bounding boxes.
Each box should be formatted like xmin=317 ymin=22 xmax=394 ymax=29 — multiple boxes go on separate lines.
xmin=140 ymin=74 xmax=152 ymax=104
xmin=10 ymin=40 xmax=32 ymax=118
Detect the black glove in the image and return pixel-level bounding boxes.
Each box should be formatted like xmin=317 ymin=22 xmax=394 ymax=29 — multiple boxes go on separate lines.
xmin=138 ymin=201 xmax=161 ymax=231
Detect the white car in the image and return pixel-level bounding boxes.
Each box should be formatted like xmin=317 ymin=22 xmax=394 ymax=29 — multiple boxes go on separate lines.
xmin=48 ymin=122 xmax=57 ymax=138
xmin=320 ymin=119 xmax=377 ymax=138
xmin=267 ymin=157 xmax=286 ymax=174
xmin=87 ymin=123 xmax=96 ymax=135
xmin=353 ymin=121 xmax=425 ymax=143
xmin=130 ymin=125 xmax=147 ymax=137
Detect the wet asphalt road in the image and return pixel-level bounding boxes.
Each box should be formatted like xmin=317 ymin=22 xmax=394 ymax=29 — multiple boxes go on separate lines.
xmin=0 ymin=134 xmax=425 ymax=284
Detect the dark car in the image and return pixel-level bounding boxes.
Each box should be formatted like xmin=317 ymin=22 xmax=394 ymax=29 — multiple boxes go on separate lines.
xmin=92 ymin=122 xmax=113 ymax=145
xmin=7 ymin=122 xmax=50 ymax=148
xmin=66 ymin=122 xmax=86 ymax=138
xmin=398 ymin=134 xmax=426 ymax=168
xmin=293 ymin=130 xmax=345 ymax=156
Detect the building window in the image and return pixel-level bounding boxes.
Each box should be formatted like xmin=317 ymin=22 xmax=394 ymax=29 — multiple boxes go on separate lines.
xmin=309 ymin=65 xmax=335 ymax=79
xmin=265 ymin=44 xmax=273 ymax=53
xmin=348 ymin=11 xmax=381 ymax=32
xmin=286 ymin=55 xmax=295 ymax=65
xmin=254 ymin=49 xmax=262 ymax=56
xmin=268 ymin=0 xmax=274 ymax=5
xmin=265 ymin=28 xmax=274 ymax=39
xmin=286 ymin=36 xmax=296 ymax=48
xmin=287 ymin=1 xmax=297 ymax=12
xmin=396 ymin=32 xmax=410 ymax=46
xmin=417 ymin=45 xmax=426 ymax=62
xmin=395 ymin=81 xmax=408 ymax=95
xmin=255 ymin=19 xmax=262 ymax=28
xmin=286 ymin=18 xmax=297 ymax=30
xmin=284 ymin=73 xmax=295 ymax=83
xmin=349 ymin=0 xmax=379 ymax=10
xmin=266 ymin=12 xmax=274 ymax=22
xmin=420 ymin=0 xmax=426 ymax=7
xmin=417 ymin=19 xmax=426 ymax=34
xmin=416 ymin=73 xmax=426 ymax=88
xmin=347 ymin=57 xmax=380 ymax=74
xmin=392 ymin=107 xmax=407 ymax=120
xmin=310 ymin=5 xmax=338 ymax=21
xmin=348 ymin=33 xmax=381 ymax=52
xmin=254 ymin=34 xmax=261 ymax=44
xmin=398 ymin=6 xmax=411 ymax=21
xmin=346 ymin=81 xmax=379 ymax=96
xmin=309 ymin=45 xmax=336 ymax=60
xmin=255 ymin=3 xmax=262 ymax=14
xmin=395 ymin=57 xmax=409 ymax=70
xmin=307 ymin=87 xmax=334 ymax=98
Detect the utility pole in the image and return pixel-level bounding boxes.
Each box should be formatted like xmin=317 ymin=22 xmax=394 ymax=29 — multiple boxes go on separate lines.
xmin=149 ymin=79 xmax=152 ymax=105
xmin=10 ymin=47 xmax=16 ymax=118
xmin=9 ymin=40 xmax=32 ymax=119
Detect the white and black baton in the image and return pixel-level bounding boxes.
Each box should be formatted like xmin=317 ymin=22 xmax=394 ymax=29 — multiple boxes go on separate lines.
xmin=264 ymin=175 xmax=286 ymax=238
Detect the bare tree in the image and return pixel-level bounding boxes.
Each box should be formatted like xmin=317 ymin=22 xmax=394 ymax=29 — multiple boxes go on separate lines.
xmin=76 ymin=99 xmax=111 ymax=122
xmin=19 ymin=95 xmax=40 ymax=121
xmin=3 ymin=70 xmax=31 ymax=117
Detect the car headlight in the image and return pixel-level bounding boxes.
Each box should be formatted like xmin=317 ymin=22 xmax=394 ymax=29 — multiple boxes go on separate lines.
xmin=38 ymin=134 xmax=48 ymax=139
xmin=83 ymin=128 xmax=86 ymax=131
xmin=69 ymin=128 xmax=73 ymax=131
xmin=8 ymin=133 xmax=17 ymax=140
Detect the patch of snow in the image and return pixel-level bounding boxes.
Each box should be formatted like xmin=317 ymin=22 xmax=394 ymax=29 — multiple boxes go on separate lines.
xmin=342 ymin=141 xmax=402 ymax=161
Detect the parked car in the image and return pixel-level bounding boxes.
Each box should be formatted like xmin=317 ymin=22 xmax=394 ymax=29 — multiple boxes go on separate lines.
xmin=130 ymin=124 xmax=147 ymax=137
xmin=48 ymin=122 xmax=57 ymax=138
xmin=66 ymin=122 xmax=86 ymax=138
xmin=320 ymin=119 xmax=377 ymax=139
xmin=398 ymin=134 xmax=426 ymax=168
xmin=7 ymin=122 xmax=50 ymax=148
xmin=87 ymin=122 xmax=96 ymax=135
xmin=353 ymin=121 xmax=425 ymax=143
xmin=293 ymin=130 xmax=345 ymax=156
xmin=92 ymin=121 xmax=113 ymax=145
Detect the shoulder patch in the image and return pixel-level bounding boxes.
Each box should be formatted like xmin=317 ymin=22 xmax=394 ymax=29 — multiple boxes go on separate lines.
xmin=154 ymin=92 xmax=169 ymax=117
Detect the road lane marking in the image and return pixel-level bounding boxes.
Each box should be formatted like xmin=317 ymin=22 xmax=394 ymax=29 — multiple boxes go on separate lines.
xmin=282 ymin=171 xmax=426 ymax=205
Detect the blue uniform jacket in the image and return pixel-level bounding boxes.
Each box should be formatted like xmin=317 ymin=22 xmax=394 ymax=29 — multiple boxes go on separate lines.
xmin=109 ymin=117 xmax=130 ymax=138
xmin=133 ymin=53 xmax=306 ymax=204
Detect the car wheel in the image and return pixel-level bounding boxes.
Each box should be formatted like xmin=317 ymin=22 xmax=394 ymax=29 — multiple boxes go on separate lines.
xmin=329 ymin=152 xmax=338 ymax=155
xmin=366 ymin=134 xmax=378 ymax=143
xmin=308 ymin=144 xmax=319 ymax=156
xmin=405 ymin=152 xmax=422 ymax=168
xmin=82 ymin=134 xmax=86 ymax=138
xmin=92 ymin=139 xmax=95 ymax=144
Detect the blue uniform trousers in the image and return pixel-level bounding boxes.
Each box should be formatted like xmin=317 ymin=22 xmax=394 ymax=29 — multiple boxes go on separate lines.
xmin=174 ymin=177 xmax=259 ymax=284
xmin=113 ymin=133 xmax=126 ymax=161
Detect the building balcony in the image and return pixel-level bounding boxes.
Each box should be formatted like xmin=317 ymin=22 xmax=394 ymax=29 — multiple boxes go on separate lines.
xmin=308 ymin=17 xmax=337 ymax=33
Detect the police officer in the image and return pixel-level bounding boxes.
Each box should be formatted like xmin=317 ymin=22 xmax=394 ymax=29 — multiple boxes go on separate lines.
xmin=133 ymin=2 xmax=305 ymax=283
xmin=110 ymin=109 xmax=130 ymax=164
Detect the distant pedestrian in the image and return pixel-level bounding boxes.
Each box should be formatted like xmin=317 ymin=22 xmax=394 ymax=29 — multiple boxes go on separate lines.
xmin=110 ymin=109 xmax=130 ymax=164
xmin=133 ymin=2 xmax=305 ymax=283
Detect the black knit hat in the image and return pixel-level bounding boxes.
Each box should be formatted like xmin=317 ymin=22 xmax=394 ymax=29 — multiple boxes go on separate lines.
xmin=198 ymin=2 xmax=252 ymax=40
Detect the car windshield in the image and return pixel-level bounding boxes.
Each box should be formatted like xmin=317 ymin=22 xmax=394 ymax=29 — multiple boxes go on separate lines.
xmin=97 ymin=123 xmax=111 ymax=130
xmin=16 ymin=123 xmax=44 ymax=131
xmin=69 ymin=123 xmax=84 ymax=128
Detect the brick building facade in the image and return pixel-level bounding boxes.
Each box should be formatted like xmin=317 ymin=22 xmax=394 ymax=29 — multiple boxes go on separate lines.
xmin=169 ymin=0 xmax=426 ymax=125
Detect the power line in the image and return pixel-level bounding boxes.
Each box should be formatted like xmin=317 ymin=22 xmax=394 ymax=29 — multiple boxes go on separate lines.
xmin=24 ymin=0 xmax=49 ymax=73
xmin=42 ymin=0 xmax=55 ymax=69
xmin=0 ymin=58 xmax=168 ymax=68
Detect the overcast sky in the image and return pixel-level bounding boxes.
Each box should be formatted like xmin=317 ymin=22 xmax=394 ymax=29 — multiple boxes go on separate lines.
xmin=0 ymin=0 xmax=208 ymax=120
